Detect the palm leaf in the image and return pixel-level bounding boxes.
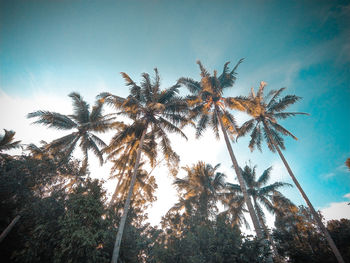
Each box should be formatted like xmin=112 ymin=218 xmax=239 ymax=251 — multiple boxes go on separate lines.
xmin=28 ymin=111 xmax=77 ymax=130
xmin=69 ymin=92 xmax=90 ymax=125
xmin=268 ymin=94 xmax=302 ymax=113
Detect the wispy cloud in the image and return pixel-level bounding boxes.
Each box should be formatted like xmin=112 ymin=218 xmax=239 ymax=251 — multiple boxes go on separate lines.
xmin=321 ymin=172 xmax=336 ymax=180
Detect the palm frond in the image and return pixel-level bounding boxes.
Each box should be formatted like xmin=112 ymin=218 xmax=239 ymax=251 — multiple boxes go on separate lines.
xmin=178 ymin=77 xmax=202 ymax=95
xmin=27 ymin=111 xmax=77 ymax=130
xmin=266 ymin=87 xmax=286 ymax=108
xmin=268 ymin=94 xmax=302 ymax=113
xmin=210 ymin=111 xmax=220 ymax=139
xmin=86 ymin=134 xmax=104 ymax=165
xmin=248 ymin=123 xmax=262 ymax=152
xmin=237 ymin=119 xmax=255 ymax=139
xmin=263 ymin=126 xmax=276 ymax=153
xmin=157 ymin=117 xmax=188 ymax=140
xmin=89 ymin=100 xmax=103 ymax=122
xmin=269 ymin=121 xmax=298 ymax=140
xmin=257 ymin=166 xmax=272 ymax=186
xmin=224 ymin=97 xmax=247 ymax=111
xmin=221 ymin=110 xmax=238 ymax=135
xmin=196 ymin=114 xmax=209 ymax=138
xmin=69 ymin=92 xmax=90 ymax=124
xmin=196 ymin=60 xmax=210 ymax=78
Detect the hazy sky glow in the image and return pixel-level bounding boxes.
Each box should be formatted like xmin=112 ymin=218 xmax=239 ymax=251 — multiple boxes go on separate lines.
xmin=1 ymin=0 xmax=349 ymax=225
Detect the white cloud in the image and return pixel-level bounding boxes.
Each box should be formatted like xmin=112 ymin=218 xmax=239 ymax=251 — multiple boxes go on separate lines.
xmin=320 ymin=193 xmax=350 ymax=221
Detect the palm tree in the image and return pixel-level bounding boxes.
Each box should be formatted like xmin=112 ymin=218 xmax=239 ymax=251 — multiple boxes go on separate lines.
xmin=27 ymin=92 xmax=113 ymax=172
xmin=178 ymin=60 xmax=263 ymax=238
xmin=99 ymin=68 xmax=189 ymax=263
xmin=0 ymin=129 xmax=21 ymax=154
xmin=236 ymin=164 xmax=291 ymax=261
xmin=237 ymin=82 xmax=345 ymax=263
xmin=172 ymin=161 xmax=226 ymax=222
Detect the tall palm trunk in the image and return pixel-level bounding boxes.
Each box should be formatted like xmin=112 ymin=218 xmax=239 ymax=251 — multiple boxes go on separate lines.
xmin=216 ymin=109 xmax=263 ymax=238
xmin=262 ymin=120 xmax=345 ymax=263
xmin=0 ymin=215 xmax=21 ymax=243
xmin=253 ymin=197 xmax=285 ymax=262
xmin=111 ymin=128 xmax=147 ymax=263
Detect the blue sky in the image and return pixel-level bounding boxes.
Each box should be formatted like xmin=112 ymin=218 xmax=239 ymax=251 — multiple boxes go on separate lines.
xmin=1 ymin=0 xmax=349 ymax=222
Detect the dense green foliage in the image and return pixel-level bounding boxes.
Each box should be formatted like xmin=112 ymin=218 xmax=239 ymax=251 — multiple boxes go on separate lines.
xmin=1 ymin=145 xmax=349 ymax=262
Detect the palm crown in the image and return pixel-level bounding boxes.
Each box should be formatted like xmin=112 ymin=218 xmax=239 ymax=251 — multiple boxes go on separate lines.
xmin=178 ymin=60 xmax=246 ymax=139
xmin=238 ymin=82 xmax=308 ymax=152
xmin=239 ymin=165 xmax=291 ymax=222
xmin=173 ymin=161 xmax=226 ymax=221
xmin=27 ymin=92 xmax=112 ymax=170
xmin=100 ymin=69 xmax=189 ymax=173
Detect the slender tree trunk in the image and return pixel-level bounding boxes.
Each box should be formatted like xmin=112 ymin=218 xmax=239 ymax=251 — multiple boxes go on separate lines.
xmin=216 ymin=109 xmax=263 ymax=238
xmin=0 ymin=215 xmax=20 ymax=243
xmin=262 ymin=120 xmax=345 ymax=263
xmin=253 ymin=197 xmax=285 ymax=262
xmin=111 ymin=128 xmax=147 ymax=263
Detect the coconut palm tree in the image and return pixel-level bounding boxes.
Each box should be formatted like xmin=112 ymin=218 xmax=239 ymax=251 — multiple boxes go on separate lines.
xmin=172 ymin=161 xmax=226 ymax=221
xmin=237 ymin=82 xmax=345 ymax=263
xmin=0 ymin=129 xmax=21 ymax=154
xmin=234 ymin=164 xmax=291 ymax=261
xmin=178 ymin=60 xmax=263 ymax=238
xmin=27 ymin=92 xmax=113 ymax=172
xmin=99 ymin=68 xmax=189 ymax=263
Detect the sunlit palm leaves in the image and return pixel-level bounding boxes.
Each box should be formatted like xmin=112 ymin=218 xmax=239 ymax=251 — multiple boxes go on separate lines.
xmin=100 ymin=69 xmax=189 ymax=175
xmin=27 ymin=92 xmax=113 ymax=171
xmin=178 ymin=60 xmax=246 ymax=139
xmin=237 ymin=82 xmax=308 ymax=152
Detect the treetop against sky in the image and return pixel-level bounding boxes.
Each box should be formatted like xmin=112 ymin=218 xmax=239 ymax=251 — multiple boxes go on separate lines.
xmin=0 ymin=0 xmax=349 ymax=225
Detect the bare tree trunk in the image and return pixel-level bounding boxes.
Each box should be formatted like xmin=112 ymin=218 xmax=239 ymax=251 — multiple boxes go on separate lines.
xmin=216 ymin=109 xmax=263 ymax=238
xmin=262 ymin=121 xmax=345 ymax=263
xmin=253 ymin=197 xmax=285 ymax=262
xmin=111 ymin=128 xmax=147 ymax=263
xmin=0 ymin=215 xmax=20 ymax=243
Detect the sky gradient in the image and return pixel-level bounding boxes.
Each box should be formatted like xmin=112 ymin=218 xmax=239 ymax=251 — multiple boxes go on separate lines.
xmin=1 ymin=0 xmax=349 ymax=224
